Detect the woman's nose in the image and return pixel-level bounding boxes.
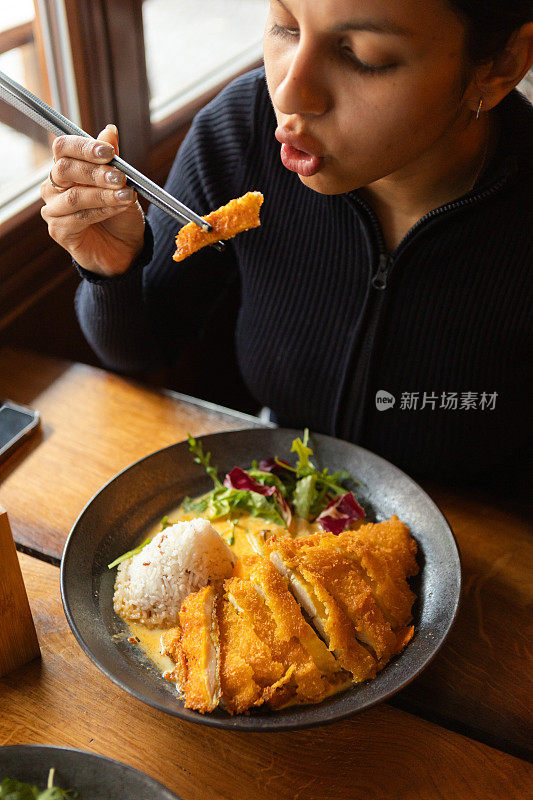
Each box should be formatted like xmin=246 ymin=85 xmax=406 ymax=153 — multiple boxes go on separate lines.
xmin=273 ymin=43 xmax=330 ymax=117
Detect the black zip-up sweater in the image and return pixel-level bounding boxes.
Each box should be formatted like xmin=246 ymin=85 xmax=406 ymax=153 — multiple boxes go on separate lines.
xmin=76 ymin=68 xmax=533 ymax=489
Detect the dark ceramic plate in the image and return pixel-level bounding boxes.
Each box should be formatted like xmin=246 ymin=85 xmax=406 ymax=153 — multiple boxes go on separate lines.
xmin=0 ymin=745 xmax=181 ymax=798
xmin=61 ymin=428 xmax=461 ymax=732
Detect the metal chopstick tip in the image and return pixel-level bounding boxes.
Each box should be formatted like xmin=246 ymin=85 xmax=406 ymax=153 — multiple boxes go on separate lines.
xmin=199 ymin=218 xmax=225 ymax=250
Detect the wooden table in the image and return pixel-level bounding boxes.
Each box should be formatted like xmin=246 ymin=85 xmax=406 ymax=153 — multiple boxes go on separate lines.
xmin=1 ymin=347 xmax=531 ymax=799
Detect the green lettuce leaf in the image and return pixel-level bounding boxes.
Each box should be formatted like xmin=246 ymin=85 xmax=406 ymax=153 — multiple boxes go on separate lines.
xmin=290 ymin=428 xmax=315 ymax=477
xmin=293 ymin=474 xmax=317 ymax=520
xmin=0 ymin=778 xmax=37 ymax=800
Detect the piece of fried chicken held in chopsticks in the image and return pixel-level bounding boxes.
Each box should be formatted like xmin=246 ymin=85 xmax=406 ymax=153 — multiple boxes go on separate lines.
xmin=173 ymin=191 xmax=264 ymax=262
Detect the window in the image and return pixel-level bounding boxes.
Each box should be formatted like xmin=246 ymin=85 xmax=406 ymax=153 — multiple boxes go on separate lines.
xmin=143 ymin=0 xmax=266 ymax=124
xmin=0 ymin=0 xmax=79 ymax=225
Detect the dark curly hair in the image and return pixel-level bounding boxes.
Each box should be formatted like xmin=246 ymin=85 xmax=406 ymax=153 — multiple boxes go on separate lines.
xmin=447 ymin=0 xmax=533 ymax=64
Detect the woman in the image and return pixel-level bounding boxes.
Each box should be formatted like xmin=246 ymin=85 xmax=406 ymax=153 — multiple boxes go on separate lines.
xmin=40 ymin=0 xmax=533 ymax=489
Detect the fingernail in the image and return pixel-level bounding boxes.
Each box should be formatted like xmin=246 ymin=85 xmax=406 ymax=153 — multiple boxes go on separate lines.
xmin=94 ymin=143 xmax=114 ymax=160
xmin=105 ymin=169 xmax=123 ymax=185
xmin=115 ymin=188 xmax=134 ymax=202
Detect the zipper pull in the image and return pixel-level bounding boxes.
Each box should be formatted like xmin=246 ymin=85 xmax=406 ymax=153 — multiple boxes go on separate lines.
xmin=372 ymin=253 xmax=393 ymax=290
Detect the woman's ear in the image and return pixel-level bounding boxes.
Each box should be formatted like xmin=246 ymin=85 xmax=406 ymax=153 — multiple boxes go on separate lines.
xmin=468 ymin=22 xmax=533 ymax=113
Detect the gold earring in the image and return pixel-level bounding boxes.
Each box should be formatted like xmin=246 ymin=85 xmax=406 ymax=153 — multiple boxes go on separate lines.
xmin=476 ymin=97 xmax=483 ymax=120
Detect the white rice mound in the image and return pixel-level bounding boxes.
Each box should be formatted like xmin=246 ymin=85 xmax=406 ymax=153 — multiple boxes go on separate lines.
xmin=113 ymin=518 xmax=235 ymax=627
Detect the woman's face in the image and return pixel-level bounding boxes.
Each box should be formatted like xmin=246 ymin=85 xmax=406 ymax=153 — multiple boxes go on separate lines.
xmin=263 ymin=0 xmax=475 ymax=194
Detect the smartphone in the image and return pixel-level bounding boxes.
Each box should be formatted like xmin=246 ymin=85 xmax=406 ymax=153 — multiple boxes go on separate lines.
xmin=0 ymin=400 xmax=40 ymax=463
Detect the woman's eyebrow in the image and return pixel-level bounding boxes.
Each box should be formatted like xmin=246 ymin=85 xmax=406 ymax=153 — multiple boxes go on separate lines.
xmin=333 ymin=20 xmax=413 ymax=37
xmin=271 ymin=1 xmax=412 ymax=38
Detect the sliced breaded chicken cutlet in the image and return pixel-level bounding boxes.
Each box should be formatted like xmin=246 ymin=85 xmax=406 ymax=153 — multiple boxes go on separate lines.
xmin=162 ymin=571 xmax=308 ymax=714
xmin=217 ymin=580 xmax=303 ymax=714
xmin=228 ymin=566 xmax=348 ymax=706
xmin=161 ymin=519 xmax=418 ymax=714
xmin=334 ymin=516 xmax=418 ymax=630
xmin=234 ymin=556 xmax=341 ymax=677
xmin=264 ymin=541 xmax=380 ymax=678
xmin=265 ymin=517 xmax=418 ymax=659
xmin=265 ymin=534 xmax=397 ymax=664
xmin=161 ymin=581 xmax=282 ymax=714
xmin=161 ymin=584 xmax=221 ymax=713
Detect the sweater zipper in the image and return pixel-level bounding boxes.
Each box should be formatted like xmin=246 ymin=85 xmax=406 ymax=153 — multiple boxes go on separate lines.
xmin=335 ymin=173 xmax=512 ymax=439
xmin=364 ymin=174 xmax=512 ymax=290
xmin=371 ymin=252 xmax=393 ymax=290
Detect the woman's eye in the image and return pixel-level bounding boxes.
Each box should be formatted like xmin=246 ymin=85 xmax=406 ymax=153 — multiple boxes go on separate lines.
xmin=341 ymin=46 xmax=397 ymax=75
xmin=270 ymin=23 xmax=300 ymax=40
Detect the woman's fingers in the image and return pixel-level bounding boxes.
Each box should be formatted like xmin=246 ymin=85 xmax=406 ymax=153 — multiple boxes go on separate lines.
xmin=41 ymin=124 xmax=146 ymax=275
xmin=48 ymin=157 xmax=126 ymax=191
xmin=43 ymin=204 xmax=136 ymax=240
xmin=97 ymin=124 xmax=119 ymax=156
xmin=42 ymin=185 xmax=136 ymax=217
xmin=52 ymin=133 xmax=115 ymax=165
xmin=47 ymin=125 xmax=123 ymax=191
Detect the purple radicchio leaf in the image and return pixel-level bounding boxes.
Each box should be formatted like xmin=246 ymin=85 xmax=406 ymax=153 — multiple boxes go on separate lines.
xmin=258 ymin=457 xmax=293 ymax=478
xmin=224 ymin=466 xmax=276 ymax=495
xmin=224 ymin=466 xmax=292 ymax=528
xmin=316 ymin=492 xmax=366 ymax=535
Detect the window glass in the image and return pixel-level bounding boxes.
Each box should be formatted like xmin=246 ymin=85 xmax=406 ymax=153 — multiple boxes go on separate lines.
xmin=143 ymin=0 xmax=267 ymax=122
xmin=0 ymin=2 xmax=50 ymax=208
xmin=0 ymin=0 xmax=79 ymax=222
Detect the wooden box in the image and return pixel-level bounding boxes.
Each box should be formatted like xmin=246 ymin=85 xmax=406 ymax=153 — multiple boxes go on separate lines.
xmin=0 ymin=505 xmax=40 ymax=676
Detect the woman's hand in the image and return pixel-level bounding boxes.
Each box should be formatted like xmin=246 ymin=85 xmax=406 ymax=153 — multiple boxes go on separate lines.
xmin=40 ymin=125 xmax=146 ymax=277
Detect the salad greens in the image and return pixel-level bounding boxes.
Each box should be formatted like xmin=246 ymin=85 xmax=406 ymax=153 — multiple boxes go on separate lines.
xmin=0 ymin=768 xmax=78 ymax=799
xmin=108 ymin=429 xmax=363 ymax=569
xmin=182 ymin=428 xmax=359 ymax=526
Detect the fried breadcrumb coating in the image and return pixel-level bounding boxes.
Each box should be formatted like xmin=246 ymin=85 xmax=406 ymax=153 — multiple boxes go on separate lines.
xmin=173 ymin=191 xmax=264 ymax=262
xmin=161 ymin=518 xmax=418 ymax=714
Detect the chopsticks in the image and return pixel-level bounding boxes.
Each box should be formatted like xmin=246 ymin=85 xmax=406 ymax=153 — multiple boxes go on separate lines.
xmin=0 ymin=69 xmax=225 ymax=250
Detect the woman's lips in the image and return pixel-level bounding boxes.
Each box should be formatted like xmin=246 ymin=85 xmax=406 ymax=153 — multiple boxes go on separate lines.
xmin=275 ymin=128 xmax=324 ymax=177
xmin=280 ymin=143 xmax=323 ymax=177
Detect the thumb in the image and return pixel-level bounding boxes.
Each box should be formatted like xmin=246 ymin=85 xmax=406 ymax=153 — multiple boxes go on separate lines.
xmin=96 ymin=123 xmax=119 ymax=156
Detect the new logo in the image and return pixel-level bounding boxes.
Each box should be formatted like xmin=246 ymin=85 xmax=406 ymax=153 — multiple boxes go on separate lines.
xmin=375 ymin=390 xmax=395 ymax=411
